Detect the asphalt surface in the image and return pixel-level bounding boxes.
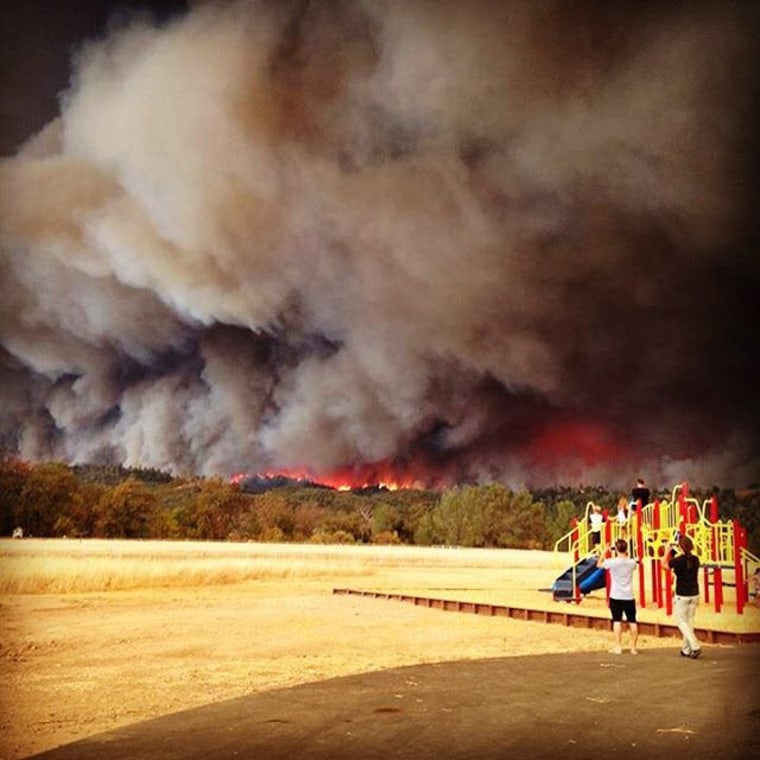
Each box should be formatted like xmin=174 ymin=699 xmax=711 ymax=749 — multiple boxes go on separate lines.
xmin=28 ymin=645 xmax=760 ymax=760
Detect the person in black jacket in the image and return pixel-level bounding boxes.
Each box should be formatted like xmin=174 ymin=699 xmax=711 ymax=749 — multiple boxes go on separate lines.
xmin=662 ymin=534 xmax=701 ymax=658
xmin=630 ymin=478 xmax=650 ymax=512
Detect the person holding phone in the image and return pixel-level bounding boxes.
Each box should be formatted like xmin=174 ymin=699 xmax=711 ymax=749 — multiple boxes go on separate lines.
xmin=662 ymin=534 xmax=701 ymax=658
xmin=597 ymin=538 xmax=639 ymax=654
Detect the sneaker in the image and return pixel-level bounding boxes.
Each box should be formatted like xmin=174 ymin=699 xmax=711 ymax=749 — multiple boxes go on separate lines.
xmin=609 ymin=647 xmax=622 ymax=655
xmin=680 ymin=649 xmax=691 ymax=658
xmin=630 ymin=649 xmax=639 ymax=655
xmin=689 ymin=649 xmax=702 ymax=659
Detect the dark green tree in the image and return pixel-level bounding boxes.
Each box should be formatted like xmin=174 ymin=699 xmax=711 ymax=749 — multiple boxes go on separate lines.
xmin=417 ymin=485 xmax=493 ymax=547
xmin=95 ymin=479 xmax=157 ymax=538
xmin=544 ymin=499 xmax=579 ymax=547
xmin=494 ymin=489 xmax=548 ymax=549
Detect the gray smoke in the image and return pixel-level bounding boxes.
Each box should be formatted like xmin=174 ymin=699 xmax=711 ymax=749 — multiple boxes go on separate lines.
xmin=1 ymin=0 xmax=759 ymax=488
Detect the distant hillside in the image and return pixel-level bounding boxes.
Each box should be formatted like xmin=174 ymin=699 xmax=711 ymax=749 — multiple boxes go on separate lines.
xmin=71 ymin=464 xmax=175 ymax=486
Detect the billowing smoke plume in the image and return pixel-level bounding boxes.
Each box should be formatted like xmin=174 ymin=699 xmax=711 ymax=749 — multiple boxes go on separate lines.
xmin=1 ymin=0 xmax=759 ymax=489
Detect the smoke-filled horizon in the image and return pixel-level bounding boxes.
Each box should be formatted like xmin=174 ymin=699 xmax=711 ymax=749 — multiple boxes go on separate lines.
xmin=1 ymin=0 xmax=759 ymax=490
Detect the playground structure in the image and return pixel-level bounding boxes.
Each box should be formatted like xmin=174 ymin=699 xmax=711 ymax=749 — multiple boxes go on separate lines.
xmin=552 ymin=483 xmax=760 ymax=617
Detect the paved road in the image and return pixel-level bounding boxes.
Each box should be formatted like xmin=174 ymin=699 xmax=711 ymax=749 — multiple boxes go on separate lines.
xmin=29 ymin=645 xmax=760 ymax=760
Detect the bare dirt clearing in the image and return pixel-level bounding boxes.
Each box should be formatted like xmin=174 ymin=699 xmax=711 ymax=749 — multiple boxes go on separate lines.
xmin=1 ymin=539 xmax=757 ymax=759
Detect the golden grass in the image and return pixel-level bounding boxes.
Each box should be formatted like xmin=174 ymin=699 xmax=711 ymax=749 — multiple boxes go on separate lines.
xmin=5 ymin=539 xmax=754 ymax=634
xmin=0 ymin=538 xmax=561 ymax=595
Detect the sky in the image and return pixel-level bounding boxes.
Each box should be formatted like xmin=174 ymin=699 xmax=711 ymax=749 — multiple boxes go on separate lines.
xmin=1 ymin=0 xmax=759 ymax=490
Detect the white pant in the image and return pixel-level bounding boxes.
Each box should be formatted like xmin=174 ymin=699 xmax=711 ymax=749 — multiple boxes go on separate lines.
xmin=674 ymin=594 xmax=700 ymax=653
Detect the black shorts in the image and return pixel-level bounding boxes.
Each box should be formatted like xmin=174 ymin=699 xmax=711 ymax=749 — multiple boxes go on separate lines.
xmin=609 ymin=598 xmax=637 ymax=623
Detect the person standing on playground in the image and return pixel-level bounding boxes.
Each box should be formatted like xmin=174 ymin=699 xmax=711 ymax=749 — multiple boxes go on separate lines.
xmin=615 ymin=496 xmax=629 ymax=538
xmin=597 ymin=538 xmax=639 ymax=654
xmin=630 ymin=478 xmax=650 ymax=513
xmin=662 ymin=534 xmax=701 ymax=658
xmin=589 ymin=504 xmax=604 ymax=547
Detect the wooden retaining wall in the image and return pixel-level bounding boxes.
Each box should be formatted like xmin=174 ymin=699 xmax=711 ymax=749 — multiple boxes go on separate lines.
xmin=332 ymin=588 xmax=760 ymax=645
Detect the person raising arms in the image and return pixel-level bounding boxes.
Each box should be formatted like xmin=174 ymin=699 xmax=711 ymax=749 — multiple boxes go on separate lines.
xmin=662 ymin=535 xmax=701 ymax=659
xmin=597 ymin=538 xmax=639 ymax=655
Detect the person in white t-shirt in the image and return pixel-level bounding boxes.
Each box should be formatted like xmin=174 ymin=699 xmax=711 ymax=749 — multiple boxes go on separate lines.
xmin=597 ymin=538 xmax=639 ymax=654
xmin=589 ymin=505 xmax=604 ymax=547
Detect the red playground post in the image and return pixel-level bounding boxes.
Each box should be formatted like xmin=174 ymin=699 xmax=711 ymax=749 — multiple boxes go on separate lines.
xmin=651 ymin=499 xmax=661 ymax=606
xmin=570 ymin=517 xmax=579 ymax=564
xmin=734 ymin=520 xmax=747 ymax=614
xmin=635 ymin=513 xmax=646 ymax=607
xmin=713 ymin=567 xmax=723 ymax=612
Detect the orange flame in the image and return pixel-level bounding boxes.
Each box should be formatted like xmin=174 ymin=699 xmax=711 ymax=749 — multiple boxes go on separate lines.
xmin=230 ymin=459 xmax=437 ymax=491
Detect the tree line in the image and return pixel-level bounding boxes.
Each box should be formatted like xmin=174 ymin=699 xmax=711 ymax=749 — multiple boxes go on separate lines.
xmin=1 ymin=458 xmax=758 ymax=553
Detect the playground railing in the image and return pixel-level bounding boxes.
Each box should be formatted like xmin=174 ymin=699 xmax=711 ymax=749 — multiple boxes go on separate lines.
xmin=639 ymin=525 xmax=676 ymax=558
xmin=553 ymin=502 xmax=597 ymax=560
xmin=554 ymin=504 xmax=654 ymax=562
xmin=697 ymin=519 xmax=735 ymax=566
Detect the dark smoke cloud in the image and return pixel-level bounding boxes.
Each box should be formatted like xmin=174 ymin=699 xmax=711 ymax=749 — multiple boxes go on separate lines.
xmin=1 ymin=0 xmax=759 ymax=488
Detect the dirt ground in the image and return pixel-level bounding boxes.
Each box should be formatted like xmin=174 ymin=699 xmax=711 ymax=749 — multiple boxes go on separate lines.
xmin=1 ymin=550 xmax=758 ymax=760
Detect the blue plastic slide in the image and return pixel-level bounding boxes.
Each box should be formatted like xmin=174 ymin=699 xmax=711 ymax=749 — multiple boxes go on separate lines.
xmin=552 ymin=555 xmax=605 ymax=601
xmin=578 ymin=566 xmax=606 ymax=594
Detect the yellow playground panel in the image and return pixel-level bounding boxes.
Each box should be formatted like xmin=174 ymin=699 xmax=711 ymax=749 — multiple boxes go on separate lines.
xmin=553 ymin=483 xmax=759 ymax=615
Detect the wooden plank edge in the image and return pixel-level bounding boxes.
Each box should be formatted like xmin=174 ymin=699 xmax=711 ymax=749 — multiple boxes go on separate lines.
xmin=332 ymin=588 xmax=760 ymax=644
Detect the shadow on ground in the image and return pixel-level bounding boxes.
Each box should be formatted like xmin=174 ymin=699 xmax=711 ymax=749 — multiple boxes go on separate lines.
xmin=29 ymin=645 xmax=760 ymax=760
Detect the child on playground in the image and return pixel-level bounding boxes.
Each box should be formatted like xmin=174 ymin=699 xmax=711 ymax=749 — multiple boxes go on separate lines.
xmin=597 ymin=538 xmax=639 ymax=655
xmin=615 ymin=496 xmax=629 ymax=539
xmin=589 ymin=504 xmax=604 ymax=547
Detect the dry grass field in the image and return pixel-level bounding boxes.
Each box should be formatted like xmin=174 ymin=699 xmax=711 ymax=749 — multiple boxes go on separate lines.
xmin=1 ymin=538 xmax=758 ymax=759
